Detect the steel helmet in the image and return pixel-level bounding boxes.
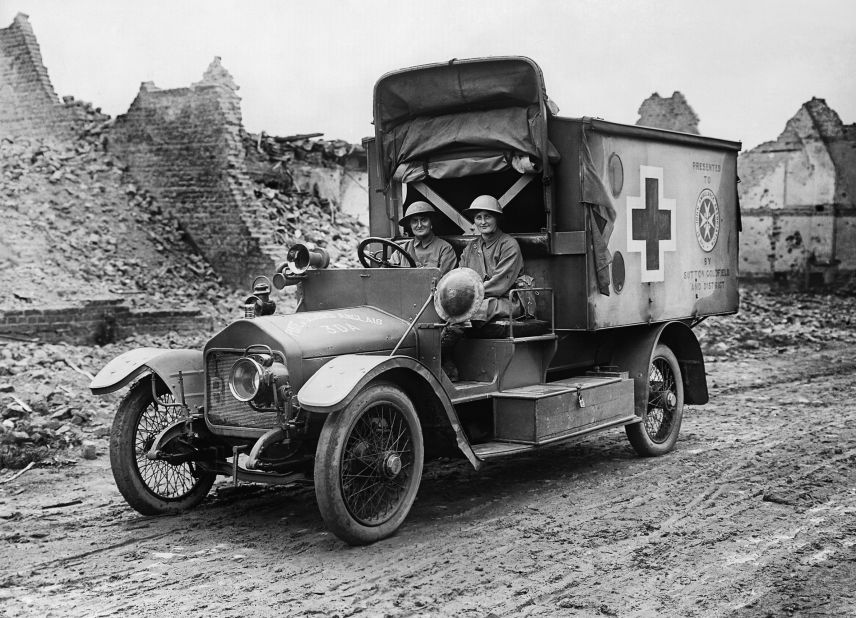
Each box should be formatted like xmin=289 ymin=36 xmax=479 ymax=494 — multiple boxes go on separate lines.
xmin=434 ymin=267 xmax=485 ymax=324
xmin=398 ymin=201 xmax=437 ymax=228
xmin=462 ymin=195 xmax=503 ymax=220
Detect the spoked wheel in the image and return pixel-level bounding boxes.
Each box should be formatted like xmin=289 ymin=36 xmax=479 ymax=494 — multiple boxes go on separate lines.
xmin=110 ymin=380 xmax=215 ymax=515
xmin=314 ymin=381 xmax=424 ymax=545
xmin=625 ymin=344 xmax=684 ymax=456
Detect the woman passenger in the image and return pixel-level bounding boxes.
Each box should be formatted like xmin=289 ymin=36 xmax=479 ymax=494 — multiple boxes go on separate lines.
xmin=459 ymin=195 xmax=524 ymax=323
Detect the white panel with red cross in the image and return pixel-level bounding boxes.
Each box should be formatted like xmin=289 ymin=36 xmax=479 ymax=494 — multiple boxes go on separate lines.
xmin=626 ymin=165 xmax=677 ymax=283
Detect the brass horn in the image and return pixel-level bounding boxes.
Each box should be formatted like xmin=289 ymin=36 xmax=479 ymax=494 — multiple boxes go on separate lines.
xmin=286 ymin=244 xmax=330 ymax=274
xmin=273 ymin=244 xmax=331 ymax=289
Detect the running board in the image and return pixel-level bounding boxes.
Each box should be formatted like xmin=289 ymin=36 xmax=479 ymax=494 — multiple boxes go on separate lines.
xmin=472 ymin=414 xmax=640 ymax=461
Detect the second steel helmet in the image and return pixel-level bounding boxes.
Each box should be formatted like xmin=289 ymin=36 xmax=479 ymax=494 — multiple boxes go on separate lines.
xmin=398 ymin=201 xmax=437 ymax=228
xmin=434 ymin=267 xmax=485 ymax=324
xmin=462 ymin=195 xmax=503 ymax=220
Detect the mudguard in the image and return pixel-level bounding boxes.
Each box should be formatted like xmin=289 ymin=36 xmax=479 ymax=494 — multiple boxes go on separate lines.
xmin=89 ymin=348 xmax=204 ymax=410
xmin=609 ymin=321 xmax=708 ymax=417
xmin=298 ymin=354 xmax=480 ymax=469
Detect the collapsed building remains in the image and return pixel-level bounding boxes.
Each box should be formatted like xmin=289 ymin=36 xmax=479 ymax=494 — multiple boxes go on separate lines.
xmin=738 ymin=98 xmax=856 ymax=284
xmin=0 ymin=14 xmax=367 ymax=344
xmin=0 ymin=13 xmax=91 ymax=139
xmin=110 ymin=58 xmax=282 ymax=286
xmin=636 ymin=91 xmax=700 ymax=135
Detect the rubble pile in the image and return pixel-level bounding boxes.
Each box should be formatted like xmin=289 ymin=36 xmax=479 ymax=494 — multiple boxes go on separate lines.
xmin=0 ymin=332 xmax=209 ymax=469
xmin=0 ymin=342 xmax=99 ymax=468
xmin=243 ymin=132 xmax=366 ymax=269
xmin=247 ymin=183 xmax=364 ymax=269
xmin=250 ymin=132 xmax=362 ymax=168
xmin=696 ymin=286 xmax=856 ymax=358
xmin=1 ymin=101 xmax=369 ymax=317
xmin=0 ymin=102 xmax=229 ymax=316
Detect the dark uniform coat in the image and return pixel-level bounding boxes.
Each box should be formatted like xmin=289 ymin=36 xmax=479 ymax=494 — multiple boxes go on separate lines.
xmin=459 ymin=231 xmax=524 ymax=322
xmin=392 ymin=235 xmax=458 ymax=276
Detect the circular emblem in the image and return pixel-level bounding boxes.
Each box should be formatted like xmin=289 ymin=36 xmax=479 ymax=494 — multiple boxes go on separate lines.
xmin=608 ymin=153 xmax=624 ymax=197
xmin=695 ymin=189 xmax=720 ymax=252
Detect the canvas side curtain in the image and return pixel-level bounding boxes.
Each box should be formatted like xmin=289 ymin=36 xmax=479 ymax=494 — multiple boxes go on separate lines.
xmin=580 ymin=126 xmax=618 ymax=296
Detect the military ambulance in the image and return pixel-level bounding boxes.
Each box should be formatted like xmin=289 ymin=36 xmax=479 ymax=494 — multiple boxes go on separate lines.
xmin=91 ymin=56 xmax=741 ymax=545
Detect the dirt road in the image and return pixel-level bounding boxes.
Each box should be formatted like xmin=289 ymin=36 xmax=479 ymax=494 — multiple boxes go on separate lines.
xmin=1 ymin=343 xmax=855 ymax=617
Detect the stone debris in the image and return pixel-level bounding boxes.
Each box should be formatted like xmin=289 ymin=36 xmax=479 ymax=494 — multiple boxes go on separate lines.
xmin=250 ymin=131 xmax=363 ymax=168
xmin=696 ymin=286 xmax=856 ymax=359
xmin=0 ymin=333 xmax=206 ymax=469
xmin=242 ymin=131 xmax=366 ymax=267
xmin=81 ymin=441 xmax=97 ymax=459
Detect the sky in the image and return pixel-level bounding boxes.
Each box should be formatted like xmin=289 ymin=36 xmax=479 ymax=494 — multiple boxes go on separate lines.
xmin=2 ymin=0 xmax=855 ymax=151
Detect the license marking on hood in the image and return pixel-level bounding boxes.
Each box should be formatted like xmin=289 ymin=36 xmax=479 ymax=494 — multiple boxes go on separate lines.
xmin=283 ymin=311 xmax=384 ymax=336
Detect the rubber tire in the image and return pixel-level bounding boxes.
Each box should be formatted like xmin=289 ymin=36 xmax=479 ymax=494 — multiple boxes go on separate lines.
xmin=314 ymin=382 xmax=424 ymax=545
xmin=110 ymin=380 xmax=216 ymax=515
xmin=625 ymin=344 xmax=684 ymax=457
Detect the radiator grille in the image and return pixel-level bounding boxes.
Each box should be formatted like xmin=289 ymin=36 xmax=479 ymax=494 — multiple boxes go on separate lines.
xmin=205 ymin=350 xmax=279 ymax=429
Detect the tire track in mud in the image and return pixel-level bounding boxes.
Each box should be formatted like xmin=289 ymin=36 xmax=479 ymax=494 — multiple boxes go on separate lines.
xmin=335 ymin=421 xmax=799 ymax=615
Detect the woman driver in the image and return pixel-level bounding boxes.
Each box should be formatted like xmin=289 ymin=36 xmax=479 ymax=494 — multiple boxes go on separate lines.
xmin=392 ymin=201 xmax=457 ymax=276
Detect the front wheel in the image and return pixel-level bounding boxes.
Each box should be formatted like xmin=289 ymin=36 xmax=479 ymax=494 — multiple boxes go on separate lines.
xmin=110 ymin=380 xmax=216 ymax=515
xmin=625 ymin=344 xmax=684 ymax=456
xmin=314 ymin=382 xmax=424 ymax=545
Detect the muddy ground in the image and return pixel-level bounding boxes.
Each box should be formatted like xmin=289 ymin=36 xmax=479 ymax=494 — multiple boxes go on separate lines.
xmin=1 ymin=329 xmax=856 ymax=616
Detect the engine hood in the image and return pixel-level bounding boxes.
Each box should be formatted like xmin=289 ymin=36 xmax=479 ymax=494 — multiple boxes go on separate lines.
xmin=204 ymin=306 xmax=415 ymax=388
xmin=206 ymin=306 xmax=413 ymax=358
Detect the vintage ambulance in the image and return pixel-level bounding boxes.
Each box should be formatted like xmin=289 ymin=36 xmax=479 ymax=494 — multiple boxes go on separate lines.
xmin=90 ymin=56 xmax=741 ymax=545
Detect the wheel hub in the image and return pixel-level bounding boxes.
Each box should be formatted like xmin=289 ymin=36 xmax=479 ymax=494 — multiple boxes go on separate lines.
xmin=665 ymin=391 xmax=677 ymax=410
xmin=382 ymin=452 xmax=402 ymax=478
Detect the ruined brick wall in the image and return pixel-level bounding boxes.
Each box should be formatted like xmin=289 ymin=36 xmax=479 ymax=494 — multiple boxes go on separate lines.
xmin=0 ymin=300 xmax=209 ymax=345
xmin=0 ymin=13 xmax=80 ymax=139
xmin=636 ymin=92 xmax=700 ymax=134
xmin=109 ymin=59 xmax=280 ymax=287
xmin=738 ymin=98 xmax=856 ymax=280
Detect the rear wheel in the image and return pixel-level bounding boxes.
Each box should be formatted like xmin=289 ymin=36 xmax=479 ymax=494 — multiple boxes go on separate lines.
xmin=625 ymin=344 xmax=684 ymax=456
xmin=110 ymin=380 xmax=215 ymax=515
xmin=314 ymin=382 xmax=424 ymax=545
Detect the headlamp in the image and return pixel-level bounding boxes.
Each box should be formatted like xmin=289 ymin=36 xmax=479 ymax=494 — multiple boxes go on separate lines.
xmin=229 ymin=357 xmax=264 ymax=402
xmin=228 ymin=354 xmax=290 ymax=408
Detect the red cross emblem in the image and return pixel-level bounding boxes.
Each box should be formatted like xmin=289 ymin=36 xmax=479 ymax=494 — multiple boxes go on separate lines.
xmin=626 ymin=166 xmax=676 ymax=282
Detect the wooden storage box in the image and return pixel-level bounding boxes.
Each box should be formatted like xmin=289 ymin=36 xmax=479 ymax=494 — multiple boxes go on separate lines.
xmin=493 ymin=375 xmax=635 ymax=445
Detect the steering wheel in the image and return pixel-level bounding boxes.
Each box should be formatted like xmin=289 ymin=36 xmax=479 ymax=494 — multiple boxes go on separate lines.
xmin=357 ymin=237 xmax=416 ymax=268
